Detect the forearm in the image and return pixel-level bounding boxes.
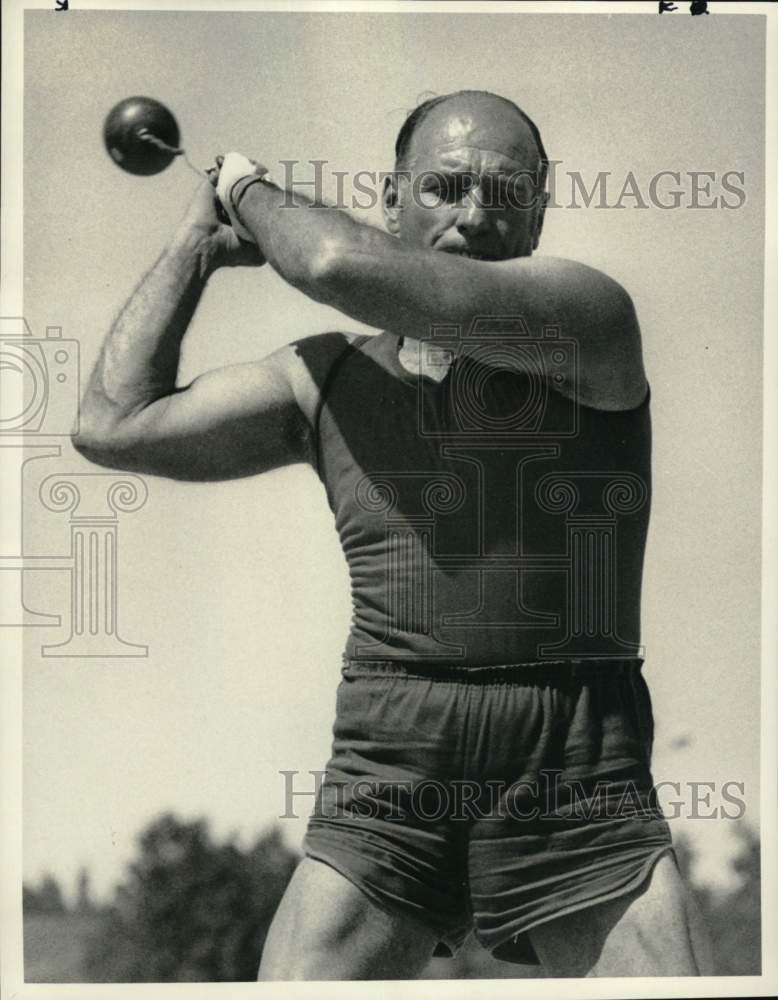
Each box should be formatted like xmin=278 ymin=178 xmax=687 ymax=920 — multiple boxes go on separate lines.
xmin=77 ymin=227 xmax=214 ymax=442
xmin=233 ymin=178 xmax=543 ymax=337
xmin=228 ymin=174 xmax=645 ymax=408
xmin=230 ymin=177 xmax=392 ymax=295
xmin=232 ymin=178 xmax=448 ymax=323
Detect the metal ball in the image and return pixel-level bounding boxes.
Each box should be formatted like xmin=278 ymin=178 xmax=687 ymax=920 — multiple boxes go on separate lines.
xmin=103 ymin=96 xmax=180 ymax=176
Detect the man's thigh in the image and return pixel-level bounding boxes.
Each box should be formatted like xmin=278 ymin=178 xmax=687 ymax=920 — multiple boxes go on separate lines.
xmin=528 ymin=852 xmax=715 ymax=978
xmin=258 ymin=857 xmax=439 ymax=981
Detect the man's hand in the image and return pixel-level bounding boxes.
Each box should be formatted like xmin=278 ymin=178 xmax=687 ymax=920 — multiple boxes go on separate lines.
xmin=213 ymin=151 xmax=271 ymax=241
xmin=172 ymin=165 xmax=265 ymax=271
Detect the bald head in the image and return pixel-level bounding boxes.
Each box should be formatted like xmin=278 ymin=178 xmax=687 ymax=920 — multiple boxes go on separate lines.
xmin=383 ymin=89 xmax=549 ymax=259
xmin=395 ymin=90 xmax=547 ymax=187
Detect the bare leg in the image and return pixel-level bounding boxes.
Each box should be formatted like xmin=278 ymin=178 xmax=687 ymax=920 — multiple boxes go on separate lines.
xmin=258 ymin=857 xmax=439 ymax=981
xmin=528 ymin=853 xmax=715 ymax=977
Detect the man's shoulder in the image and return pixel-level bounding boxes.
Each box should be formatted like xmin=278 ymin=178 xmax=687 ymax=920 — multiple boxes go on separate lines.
xmin=521 ymin=259 xmax=646 ymax=410
xmin=285 ymin=330 xmax=369 ymax=384
xmin=276 ymin=331 xmax=369 ymax=424
xmin=510 ymin=256 xmax=635 ymax=324
xmin=291 ymin=329 xmax=366 ymax=361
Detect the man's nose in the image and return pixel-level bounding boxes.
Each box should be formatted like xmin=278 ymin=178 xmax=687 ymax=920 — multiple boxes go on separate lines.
xmin=456 ymin=188 xmax=490 ymax=236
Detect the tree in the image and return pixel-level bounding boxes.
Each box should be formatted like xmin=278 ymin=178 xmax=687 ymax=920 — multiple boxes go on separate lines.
xmin=674 ymin=822 xmax=761 ymax=976
xmin=23 ymin=873 xmax=67 ymax=915
xmin=706 ymin=823 xmax=761 ymax=975
xmin=80 ymin=812 xmax=761 ymax=981
xmin=75 ymin=867 xmax=94 ymax=914
xmin=82 ymin=813 xmax=298 ymax=982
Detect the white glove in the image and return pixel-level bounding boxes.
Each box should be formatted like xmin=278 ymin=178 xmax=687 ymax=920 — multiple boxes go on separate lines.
xmin=215 ymin=152 xmax=269 ymax=243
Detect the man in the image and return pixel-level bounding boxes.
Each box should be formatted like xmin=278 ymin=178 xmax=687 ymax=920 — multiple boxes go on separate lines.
xmin=73 ymin=90 xmax=712 ymax=979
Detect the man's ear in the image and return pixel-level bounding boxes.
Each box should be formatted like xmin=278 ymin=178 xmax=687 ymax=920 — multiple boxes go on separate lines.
xmin=382 ymin=172 xmax=403 ymax=235
xmin=532 ymin=189 xmax=548 ymax=251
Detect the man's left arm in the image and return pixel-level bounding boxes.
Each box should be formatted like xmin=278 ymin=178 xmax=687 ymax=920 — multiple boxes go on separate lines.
xmin=222 ymin=163 xmax=646 ymax=410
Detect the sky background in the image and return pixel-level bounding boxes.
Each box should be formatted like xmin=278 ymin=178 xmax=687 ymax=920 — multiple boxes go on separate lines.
xmin=18 ymin=8 xmax=765 ymax=902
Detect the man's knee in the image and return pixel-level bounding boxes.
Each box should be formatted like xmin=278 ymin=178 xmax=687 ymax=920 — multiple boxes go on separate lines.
xmin=634 ymin=852 xmax=715 ymax=974
xmin=627 ymin=852 xmax=697 ymax=936
xmin=530 ymin=851 xmax=708 ymax=977
xmin=258 ymin=859 xmax=363 ymax=976
xmin=257 ymin=857 xmax=437 ymax=981
xmin=595 ymin=851 xmax=710 ymax=975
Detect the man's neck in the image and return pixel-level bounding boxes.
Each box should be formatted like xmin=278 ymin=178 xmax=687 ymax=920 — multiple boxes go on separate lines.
xmin=397 ymin=336 xmax=456 ymax=383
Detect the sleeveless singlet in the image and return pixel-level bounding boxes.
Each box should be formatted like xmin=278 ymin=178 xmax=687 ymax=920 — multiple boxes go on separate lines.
xmin=295 ymin=330 xmax=651 ymax=667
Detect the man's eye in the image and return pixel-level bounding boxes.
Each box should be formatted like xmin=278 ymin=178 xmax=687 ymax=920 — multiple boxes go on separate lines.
xmin=442 ymin=177 xmax=464 ymax=200
xmin=425 ymin=176 xmax=470 ymax=202
xmin=503 ymin=178 xmax=528 ymax=205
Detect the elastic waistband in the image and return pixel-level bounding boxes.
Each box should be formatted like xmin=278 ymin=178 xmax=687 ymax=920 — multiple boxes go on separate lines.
xmin=341 ymin=657 xmax=644 ymax=684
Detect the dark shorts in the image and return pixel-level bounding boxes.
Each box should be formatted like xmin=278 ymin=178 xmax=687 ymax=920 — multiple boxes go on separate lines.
xmin=303 ymin=657 xmax=674 ymax=964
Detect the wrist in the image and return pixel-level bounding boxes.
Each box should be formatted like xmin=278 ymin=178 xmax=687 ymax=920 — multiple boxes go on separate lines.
xmin=215 ymin=153 xmax=272 ymax=242
xmin=168 ymin=223 xmax=220 ymax=280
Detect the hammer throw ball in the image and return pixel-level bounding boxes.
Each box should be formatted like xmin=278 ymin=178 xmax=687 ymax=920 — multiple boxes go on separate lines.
xmin=103 ymin=96 xmax=182 ymax=176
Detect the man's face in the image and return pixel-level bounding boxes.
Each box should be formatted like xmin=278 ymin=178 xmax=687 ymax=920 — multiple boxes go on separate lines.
xmin=383 ymin=94 xmax=546 ymax=261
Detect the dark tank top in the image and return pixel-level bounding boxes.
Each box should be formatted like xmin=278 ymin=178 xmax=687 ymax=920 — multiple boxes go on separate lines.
xmin=297 ymin=331 xmax=651 ymax=666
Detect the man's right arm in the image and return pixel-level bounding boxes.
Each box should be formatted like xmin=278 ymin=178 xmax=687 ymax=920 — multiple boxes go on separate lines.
xmin=72 ymin=179 xmax=312 ymax=480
